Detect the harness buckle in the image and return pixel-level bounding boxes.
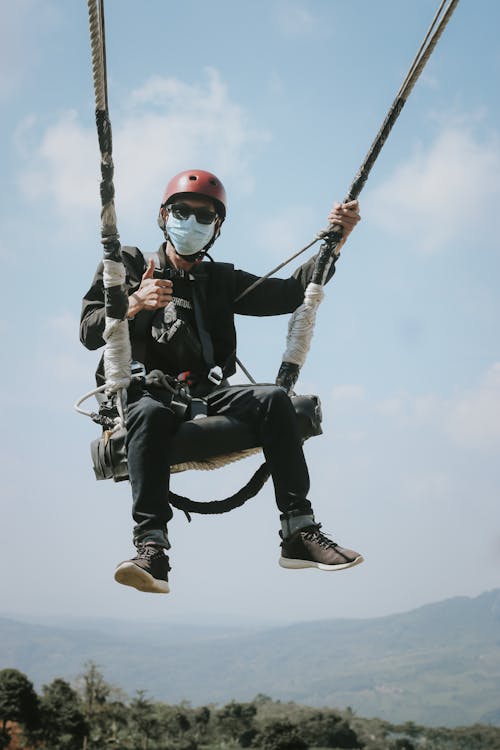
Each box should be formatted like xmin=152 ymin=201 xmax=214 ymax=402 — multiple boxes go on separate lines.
xmin=131 ymin=360 xmax=146 ymax=384
xmin=207 ymin=366 xmax=223 ymax=385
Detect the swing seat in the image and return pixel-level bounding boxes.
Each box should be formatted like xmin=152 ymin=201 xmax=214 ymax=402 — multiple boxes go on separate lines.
xmin=91 ymin=394 xmax=322 ymax=482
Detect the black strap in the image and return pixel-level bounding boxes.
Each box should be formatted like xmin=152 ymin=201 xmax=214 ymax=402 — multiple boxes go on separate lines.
xmin=130 ymin=309 xmax=154 ymax=367
xmin=169 ymin=463 xmax=270 ymax=521
xmin=191 ymin=269 xmax=216 ymax=370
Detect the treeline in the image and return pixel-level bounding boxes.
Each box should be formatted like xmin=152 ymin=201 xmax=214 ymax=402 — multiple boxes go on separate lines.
xmin=1 ymin=664 xmax=499 ymax=750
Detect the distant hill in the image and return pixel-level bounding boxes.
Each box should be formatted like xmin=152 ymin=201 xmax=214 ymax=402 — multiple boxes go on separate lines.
xmin=1 ymin=589 xmax=499 ymax=727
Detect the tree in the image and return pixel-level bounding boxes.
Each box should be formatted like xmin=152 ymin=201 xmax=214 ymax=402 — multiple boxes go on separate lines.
xmin=129 ymin=690 xmax=161 ymax=750
xmin=253 ymin=720 xmax=308 ymax=750
xmin=302 ymin=712 xmax=362 ymax=749
xmin=393 ymin=740 xmax=415 ymax=750
xmin=78 ymin=662 xmax=110 ymax=715
xmin=99 ymin=700 xmax=130 ymax=749
xmin=0 ymin=669 xmax=39 ymax=748
xmin=76 ymin=662 xmax=111 ymax=750
xmin=217 ymin=701 xmax=257 ymax=743
xmin=38 ymin=678 xmax=87 ymax=750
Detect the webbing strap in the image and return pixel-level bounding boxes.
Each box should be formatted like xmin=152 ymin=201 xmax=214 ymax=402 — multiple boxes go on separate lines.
xmin=169 ymin=463 xmax=270 ymax=520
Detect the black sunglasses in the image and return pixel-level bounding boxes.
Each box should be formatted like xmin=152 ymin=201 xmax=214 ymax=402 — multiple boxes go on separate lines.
xmin=168 ymin=202 xmax=217 ymax=225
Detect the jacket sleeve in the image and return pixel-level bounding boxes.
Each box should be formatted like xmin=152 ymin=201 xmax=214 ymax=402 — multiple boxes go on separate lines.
xmin=232 ymin=252 xmax=338 ymax=317
xmin=292 ymin=251 xmax=337 ymax=289
xmin=79 ymin=246 xmax=145 ymax=350
xmin=80 ymin=260 xmax=106 ymax=350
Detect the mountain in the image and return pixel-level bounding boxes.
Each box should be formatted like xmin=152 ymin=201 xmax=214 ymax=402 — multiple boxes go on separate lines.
xmin=1 ymin=589 xmax=499 ymax=727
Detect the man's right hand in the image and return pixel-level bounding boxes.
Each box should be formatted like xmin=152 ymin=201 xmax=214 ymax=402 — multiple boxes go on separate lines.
xmin=127 ymin=258 xmax=173 ymax=318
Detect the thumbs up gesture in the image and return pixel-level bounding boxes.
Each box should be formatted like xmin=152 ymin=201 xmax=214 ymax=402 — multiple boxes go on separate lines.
xmin=127 ymin=258 xmax=173 ymax=318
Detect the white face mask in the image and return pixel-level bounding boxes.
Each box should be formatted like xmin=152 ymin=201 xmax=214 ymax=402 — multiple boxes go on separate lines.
xmin=166 ymin=213 xmax=215 ymax=257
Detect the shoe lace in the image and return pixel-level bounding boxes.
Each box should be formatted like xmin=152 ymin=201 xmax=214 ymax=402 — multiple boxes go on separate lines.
xmin=136 ymin=544 xmax=165 ymax=560
xmin=301 ymin=525 xmax=338 ymax=549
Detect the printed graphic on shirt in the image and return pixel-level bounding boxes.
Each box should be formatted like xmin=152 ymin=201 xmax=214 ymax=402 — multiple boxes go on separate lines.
xmin=149 ymin=276 xmax=204 ymax=375
xmin=171 ymin=296 xmax=192 ymax=310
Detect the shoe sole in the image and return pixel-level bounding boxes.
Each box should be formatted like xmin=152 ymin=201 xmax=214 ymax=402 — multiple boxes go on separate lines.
xmin=114 ymin=562 xmax=170 ymax=594
xmin=279 ymin=555 xmax=364 ymax=571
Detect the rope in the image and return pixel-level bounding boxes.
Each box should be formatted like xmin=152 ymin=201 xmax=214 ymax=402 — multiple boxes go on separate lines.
xmin=79 ymin=1 xmax=297 ymax=523
xmin=397 ymin=0 xmax=449 ymax=100
xmin=169 ymin=462 xmax=271 ymax=519
xmin=234 ymin=233 xmax=325 ymax=304
xmin=74 ymin=384 xmax=108 ymax=418
xmin=275 ymin=0 xmax=460 ymax=393
xmin=171 ymin=446 xmax=262 ymax=474
xmin=233 ymin=1 xmax=455 ymax=308
xmin=87 ymin=0 xmax=131 ymax=403
xmin=397 ymin=0 xmax=457 ymax=101
xmin=235 ymin=356 xmax=257 ymax=385
xmin=87 ymin=0 xmax=106 ymax=110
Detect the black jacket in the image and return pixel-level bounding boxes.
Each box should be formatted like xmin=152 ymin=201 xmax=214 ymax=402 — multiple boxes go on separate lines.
xmin=80 ymin=244 xmax=336 ymax=384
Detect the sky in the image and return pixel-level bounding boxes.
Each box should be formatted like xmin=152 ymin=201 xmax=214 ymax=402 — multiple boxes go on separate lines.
xmin=0 ymin=0 xmax=499 ymax=628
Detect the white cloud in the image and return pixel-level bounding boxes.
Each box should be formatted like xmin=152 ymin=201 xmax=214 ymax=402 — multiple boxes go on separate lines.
xmin=365 ymin=122 xmax=500 ymax=253
xmin=12 ymin=115 xmax=38 ymax=159
xmin=0 ymin=239 xmax=12 ymax=261
xmin=387 ymin=367 xmax=500 ymax=449
xmin=257 ymin=204 xmax=317 ymax=259
xmin=49 ymin=311 xmax=80 ymax=341
xmin=17 ymin=69 xmax=269 ymax=229
xmin=375 ymin=395 xmax=407 ymax=418
xmin=446 ymin=363 xmax=500 ymax=448
xmin=0 ymin=0 xmax=59 ymax=100
xmin=327 ymin=362 xmax=500 ymax=451
xmin=332 ymin=384 xmax=365 ymax=403
xmin=274 ymin=1 xmax=319 ymax=37
xmin=267 ymin=72 xmax=286 ymax=98
xmin=47 ymin=353 xmax=90 ymax=385
xmin=18 ymin=110 xmax=98 ymax=212
xmin=33 ymin=313 xmax=94 ymax=389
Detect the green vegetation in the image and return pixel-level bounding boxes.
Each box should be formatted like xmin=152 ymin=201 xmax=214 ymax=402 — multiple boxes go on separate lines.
xmin=1 ymin=665 xmax=500 ymax=750
xmin=2 ymin=591 xmax=500 ymax=726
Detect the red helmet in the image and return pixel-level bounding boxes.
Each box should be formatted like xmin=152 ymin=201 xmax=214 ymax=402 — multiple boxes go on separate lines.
xmin=161 ymin=169 xmax=227 ymax=220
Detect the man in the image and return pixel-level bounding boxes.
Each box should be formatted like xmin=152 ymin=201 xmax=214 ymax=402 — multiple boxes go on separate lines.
xmin=80 ymin=169 xmax=362 ymax=594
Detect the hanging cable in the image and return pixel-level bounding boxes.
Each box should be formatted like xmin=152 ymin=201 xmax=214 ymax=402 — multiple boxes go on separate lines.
xmin=87 ymin=0 xmax=131 ymax=418
xmin=273 ymin=0 xmax=460 ymax=393
xmin=235 ymin=2 xmax=453 ymax=308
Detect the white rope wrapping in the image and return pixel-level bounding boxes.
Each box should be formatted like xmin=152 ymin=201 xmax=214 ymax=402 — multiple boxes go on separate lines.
xmin=102 ymin=259 xmax=131 ymax=391
xmin=102 ymin=258 xmax=125 ymax=288
xmin=103 ymin=320 xmax=131 ymax=390
xmin=171 ymin=447 xmax=262 ymax=474
xmin=282 ymin=282 xmax=324 ymax=367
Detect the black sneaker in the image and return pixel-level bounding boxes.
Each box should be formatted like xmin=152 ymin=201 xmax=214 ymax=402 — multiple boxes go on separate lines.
xmin=114 ymin=544 xmax=170 ymax=593
xmin=279 ymin=525 xmax=364 ymax=571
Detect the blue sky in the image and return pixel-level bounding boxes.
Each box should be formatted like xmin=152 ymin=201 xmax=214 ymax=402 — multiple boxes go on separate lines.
xmin=0 ymin=0 xmax=499 ymax=626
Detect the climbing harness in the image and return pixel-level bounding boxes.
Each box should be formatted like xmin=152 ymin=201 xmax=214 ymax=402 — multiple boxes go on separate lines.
xmin=76 ymin=0 xmax=460 ymax=518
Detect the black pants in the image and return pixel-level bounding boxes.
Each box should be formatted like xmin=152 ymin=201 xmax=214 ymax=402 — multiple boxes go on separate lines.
xmin=126 ymin=383 xmax=312 ymax=547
